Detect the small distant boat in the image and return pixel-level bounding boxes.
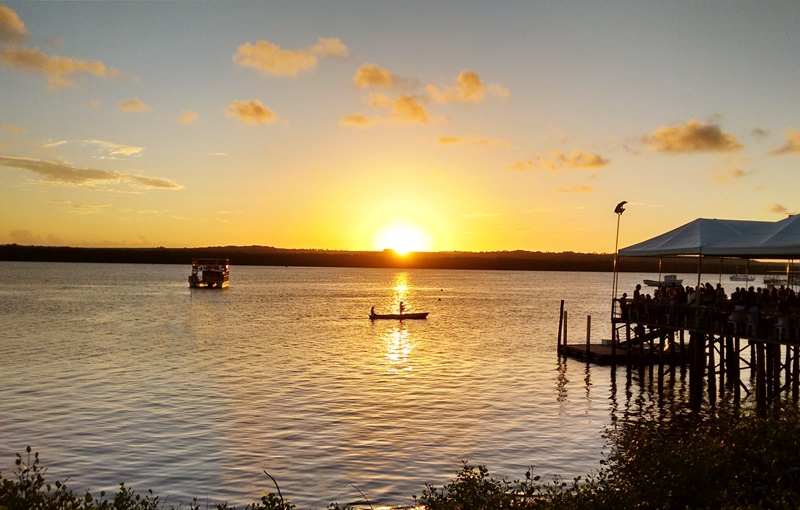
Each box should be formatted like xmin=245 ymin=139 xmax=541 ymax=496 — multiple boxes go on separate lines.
xmin=188 ymin=258 xmax=230 ymax=288
xmin=369 ymin=311 xmax=429 ymax=320
xmin=764 ymin=274 xmax=789 ymax=287
xmin=730 ymin=274 xmax=755 ymax=282
xmin=643 ymin=274 xmax=682 ymax=287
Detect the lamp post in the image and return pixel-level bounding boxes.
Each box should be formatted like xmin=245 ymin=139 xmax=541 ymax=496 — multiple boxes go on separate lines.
xmin=612 ymin=201 xmax=627 ymax=315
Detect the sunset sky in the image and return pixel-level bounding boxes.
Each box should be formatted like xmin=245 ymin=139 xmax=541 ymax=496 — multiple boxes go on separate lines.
xmin=1 ymin=2 xmax=799 ymax=253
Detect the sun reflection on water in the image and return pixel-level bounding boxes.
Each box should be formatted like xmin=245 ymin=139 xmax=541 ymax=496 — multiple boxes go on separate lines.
xmin=382 ymin=325 xmax=415 ymax=375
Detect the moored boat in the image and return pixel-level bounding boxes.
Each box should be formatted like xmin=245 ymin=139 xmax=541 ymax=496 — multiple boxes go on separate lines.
xmin=188 ymin=258 xmax=230 ymax=288
xmin=369 ymin=311 xmax=429 ymax=320
xmin=730 ymin=274 xmax=755 ymax=282
xmin=643 ymin=274 xmax=682 ymax=287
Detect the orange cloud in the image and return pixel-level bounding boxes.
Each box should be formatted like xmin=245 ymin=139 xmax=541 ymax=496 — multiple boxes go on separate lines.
xmin=511 ymin=149 xmax=609 ymax=171
xmin=340 ymin=95 xmax=431 ymax=128
xmin=339 ymin=113 xmax=372 ymax=128
xmin=0 ymin=4 xmax=28 ymax=45
xmin=645 ymin=119 xmax=742 ymax=152
xmin=1 ymin=46 xmax=122 ymax=89
xmin=769 ymin=128 xmax=800 ymax=155
xmin=179 ymin=109 xmax=199 ymax=125
xmin=225 ymin=100 xmax=277 ymax=125
xmin=233 ymin=37 xmax=349 ymax=77
xmin=118 ymin=97 xmax=151 ymax=113
xmin=768 ymin=203 xmax=793 ymax=215
xmin=392 ymin=95 xmax=430 ymax=123
xmin=353 ymin=63 xmax=397 ymax=88
xmin=426 ymin=70 xmax=509 ymax=103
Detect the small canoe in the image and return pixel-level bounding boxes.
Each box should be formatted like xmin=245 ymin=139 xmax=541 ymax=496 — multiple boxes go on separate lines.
xmin=369 ymin=312 xmax=429 ymax=320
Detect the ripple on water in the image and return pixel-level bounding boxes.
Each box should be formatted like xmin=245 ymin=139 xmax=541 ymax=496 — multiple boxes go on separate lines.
xmin=1 ymin=263 xmax=676 ymax=508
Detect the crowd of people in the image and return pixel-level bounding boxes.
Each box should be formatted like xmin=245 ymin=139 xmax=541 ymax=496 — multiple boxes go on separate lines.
xmin=617 ymin=281 xmax=800 ymax=338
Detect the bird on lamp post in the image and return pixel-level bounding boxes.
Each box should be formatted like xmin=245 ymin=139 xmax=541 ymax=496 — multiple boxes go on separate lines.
xmin=612 ymin=201 xmax=627 ymax=312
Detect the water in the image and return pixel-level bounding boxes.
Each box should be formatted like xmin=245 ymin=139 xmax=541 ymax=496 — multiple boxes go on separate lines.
xmin=0 ymin=263 xmax=717 ymax=508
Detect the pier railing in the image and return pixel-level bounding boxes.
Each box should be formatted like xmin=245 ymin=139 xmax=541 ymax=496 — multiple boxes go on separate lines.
xmin=613 ymin=299 xmax=800 ymax=345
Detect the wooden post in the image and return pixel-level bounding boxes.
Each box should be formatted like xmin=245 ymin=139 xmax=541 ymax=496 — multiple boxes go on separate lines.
xmin=756 ymin=342 xmax=766 ymax=417
xmin=719 ymin=335 xmax=726 ymax=400
xmin=734 ymin=336 xmax=741 ymax=404
xmin=792 ymin=345 xmax=799 ymax=403
xmin=563 ymin=310 xmax=568 ymax=349
xmin=557 ymin=300 xmax=565 ymax=353
xmin=708 ymin=334 xmax=717 ymax=407
xmin=585 ymin=315 xmax=591 ymax=357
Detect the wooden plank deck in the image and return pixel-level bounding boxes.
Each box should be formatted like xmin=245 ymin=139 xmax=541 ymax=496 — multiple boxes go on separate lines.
xmin=560 ymin=343 xmax=689 ymax=366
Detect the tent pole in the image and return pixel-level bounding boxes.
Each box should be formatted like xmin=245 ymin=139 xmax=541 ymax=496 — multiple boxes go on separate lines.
xmin=696 ymin=256 xmax=702 ymax=291
xmin=719 ymin=258 xmax=723 ymax=285
xmin=658 ymin=257 xmax=662 ymax=281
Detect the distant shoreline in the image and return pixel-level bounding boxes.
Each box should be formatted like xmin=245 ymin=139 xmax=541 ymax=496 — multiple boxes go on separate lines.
xmin=0 ymin=244 xmax=784 ymax=274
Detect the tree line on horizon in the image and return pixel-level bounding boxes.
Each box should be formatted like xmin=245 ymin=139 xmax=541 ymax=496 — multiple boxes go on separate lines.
xmin=0 ymin=243 xmax=785 ymax=274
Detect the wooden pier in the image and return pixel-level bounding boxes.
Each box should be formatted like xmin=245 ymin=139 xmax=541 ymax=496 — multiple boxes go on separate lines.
xmin=556 ymin=299 xmax=800 ymax=413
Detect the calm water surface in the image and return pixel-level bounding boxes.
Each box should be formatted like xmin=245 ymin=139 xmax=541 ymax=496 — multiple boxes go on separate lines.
xmin=1 ymin=263 xmax=717 ymax=508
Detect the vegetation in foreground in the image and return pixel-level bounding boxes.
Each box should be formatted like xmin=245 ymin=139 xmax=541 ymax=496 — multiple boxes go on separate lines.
xmin=3 ymin=407 xmax=800 ymax=509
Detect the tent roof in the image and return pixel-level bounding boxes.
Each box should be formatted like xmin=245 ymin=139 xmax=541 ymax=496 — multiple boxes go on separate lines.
xmin=619 ymin=216 xmax=800 ymax=258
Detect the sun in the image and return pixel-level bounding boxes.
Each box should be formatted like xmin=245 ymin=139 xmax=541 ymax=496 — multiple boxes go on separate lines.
xmin=372 ymin=220 xmax=433 ymax=255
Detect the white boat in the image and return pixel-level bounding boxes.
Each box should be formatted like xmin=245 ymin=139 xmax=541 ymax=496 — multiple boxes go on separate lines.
xmin=188 ymin=258 xmax=230 ymax=288
xmin=730 ymin=274 xmax=755 ymax=282
xmin=643 ymin=274 xmax=683 ymax=287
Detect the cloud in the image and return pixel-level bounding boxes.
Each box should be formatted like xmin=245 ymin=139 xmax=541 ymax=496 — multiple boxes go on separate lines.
xmin=67 ymin=203 xmax=112 ymax=215
xmin=0 ymin=4 xmax=28 ymax=45
xmin=0 ymin=47 xmax=123 ymax=90
xmin=769 ymin=128 xmax=800 ymax=155
xmin=0 ymin=154 xmax=182 ymax=190
xmin=43 ymin=139 xmax=144 ymax=158
xmin=645 ymin=119 xmax=743 ymax=153
xmin=712 ymin=166 xmax=753 ymax=184
xmin=340 ymin=113 xmax=372 ymax=128
xmin=437 ymin=135 xmax=510 ymax=148
xmin=0 ymin=119 xmax=26 ymax=134
xmin=225 ymin=100 xmax=277 ymax=125
xmin=768 ymin=203 xmax=793 ymax=215
xmin=118 ymin=97 xmax=151 ymax=113
xmin=426 ymin=70 xmax=509 ymax=104
xmin=340 ymin=94 xmax=432 ymax=128
xmin=556 ymin=184 xmax=593 ymax=193
xmin=179 ymin=109 xmax=199 ymax=125
xmin=233 ymin=37 xmax=349 ymax=77
xmin=352 ymin=63 xmax=416 ymax=89
xmin=353 ymin=63 xmax=397 ymax=88
xmin=511 ymin=149 xmax=609 ymax=171
xmin=392 ymin=95 xmax=430 ymax=123
xmin=85 ymin=140 xmax=144 ymax=157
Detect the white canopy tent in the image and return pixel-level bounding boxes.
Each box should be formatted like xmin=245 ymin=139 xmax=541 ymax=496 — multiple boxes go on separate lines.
xmin=619 ymin=216 xmax=800 ymax=259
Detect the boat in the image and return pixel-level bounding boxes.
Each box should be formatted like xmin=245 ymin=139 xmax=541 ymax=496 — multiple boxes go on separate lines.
xmin=188 ymin=258 xmax=230 ymax=288
xmin=643 ymin=274 xmax=683 ymax=287
xmin=369 ymin=311 xmax=429 ymax=320
xmin=764 ymin=274 xmax=789 ymax=287
xmin=730 ymin=274 xmax=755 ymax=282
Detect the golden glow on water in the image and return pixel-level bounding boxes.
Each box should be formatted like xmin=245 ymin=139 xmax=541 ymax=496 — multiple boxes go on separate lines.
xmin=382 ymin=326 xmax=415 ymax=375
xmin=392 ymin=272 xmax=410 ymax=312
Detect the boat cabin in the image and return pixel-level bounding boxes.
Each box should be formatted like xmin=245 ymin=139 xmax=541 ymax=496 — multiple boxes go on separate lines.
xmin=189 ymin=258 xmax=230 ymax=288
